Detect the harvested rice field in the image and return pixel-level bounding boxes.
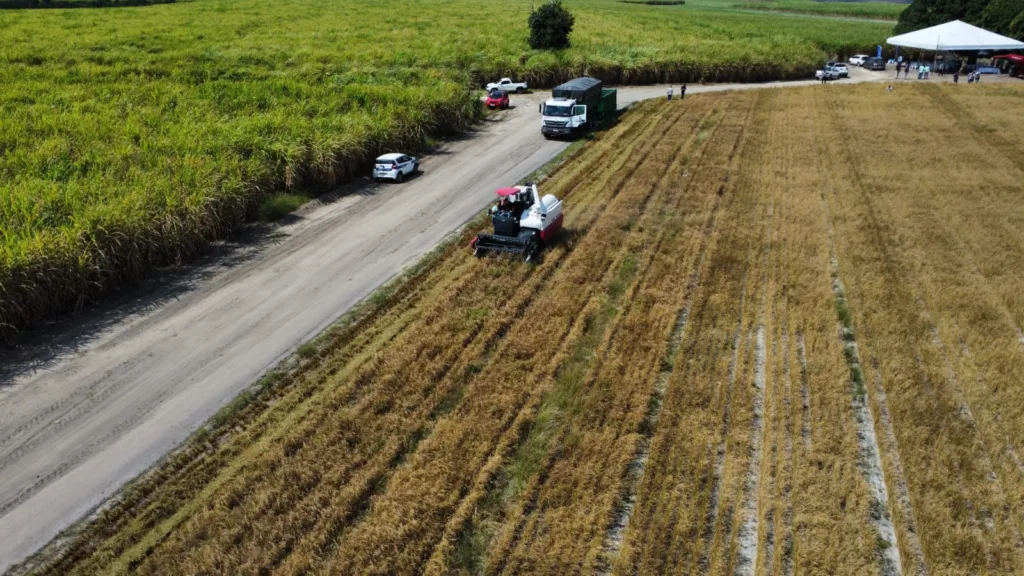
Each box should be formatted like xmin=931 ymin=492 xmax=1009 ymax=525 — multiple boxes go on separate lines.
xmin=23 ymin=82 xmax=1024 ymax=576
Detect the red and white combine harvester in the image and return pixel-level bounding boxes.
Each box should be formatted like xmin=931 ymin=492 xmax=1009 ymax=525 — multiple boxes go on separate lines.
xmin=471 ymin=183 xmax=563 ymax=262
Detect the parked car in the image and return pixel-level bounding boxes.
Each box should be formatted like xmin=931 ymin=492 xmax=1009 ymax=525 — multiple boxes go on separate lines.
xmin=485 ymin=77 xmax=528 ymax=93
xmin=831 ymin=63 xmax=850 ymax=78
xmin=849 ymin=54 xmax=869 ymax=66
xmin=863 ymin=57 xmax=886 ymax=71
xmin=485 ymin=89 xmax=510 ymax=109
xmin=373 ymin=153 xmax=418 ymax=183
xmin=815 ymin=65 xmax=840 ymax=80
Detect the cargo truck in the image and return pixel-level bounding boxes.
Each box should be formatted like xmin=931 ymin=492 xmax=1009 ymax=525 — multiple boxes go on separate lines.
xmin=540 ymin=77 xmax=617 ymax=139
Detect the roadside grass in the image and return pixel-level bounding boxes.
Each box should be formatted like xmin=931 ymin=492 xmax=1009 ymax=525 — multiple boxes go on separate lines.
xmin=259 ymin=193 xmax=312 ymax=221
xmin=0 ymin=0 xmax=896 ymax=338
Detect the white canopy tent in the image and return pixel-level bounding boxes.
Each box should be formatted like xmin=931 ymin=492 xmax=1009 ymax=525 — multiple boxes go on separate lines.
xmin=886 ymin=20 xmax=1024 ymax=51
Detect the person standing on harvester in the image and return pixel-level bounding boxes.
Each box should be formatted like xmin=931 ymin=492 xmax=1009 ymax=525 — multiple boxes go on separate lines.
xmin=667 ymin=86 xmax=673 ymax=101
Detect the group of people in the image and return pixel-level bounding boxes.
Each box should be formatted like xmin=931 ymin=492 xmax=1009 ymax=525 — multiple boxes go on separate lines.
xmin=666 ymin=84 xmax=687 ymax=100
xmin=954 ymin=70 xmax=983 ymax=84
xmin=895 ymin=61 xmax=932 ymax=79
xmin=894 ymin=60 xmax=984 ymax=84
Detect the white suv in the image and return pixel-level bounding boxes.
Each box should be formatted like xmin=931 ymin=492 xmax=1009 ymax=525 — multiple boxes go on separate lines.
xmin=849 ymin=54 xmax=869 ymax=66
xmin=815 ymin=66 xmax=839 ymax=80
xmin=373 ymin=153 xmax=418 ymax=183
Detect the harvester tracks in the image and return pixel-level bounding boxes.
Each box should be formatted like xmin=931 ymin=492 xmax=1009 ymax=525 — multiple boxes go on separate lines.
xmin=813 ymin=89 xmax=917 ymax=576
xmin=594 ymin=99 xmax=748 ymax=575
xmin=481 ymin=100 xmax=729 ymax=576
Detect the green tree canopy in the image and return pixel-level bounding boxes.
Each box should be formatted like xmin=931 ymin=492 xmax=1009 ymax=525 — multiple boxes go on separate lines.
xmin=980 ymin=0 xmax=1024 ymax=34
xmin=528 ymin=0 xmax=575 ymax=50
xmin=1011 ymin=10 xmax=1024 ymax=38
xmin=895 ymin=0 xmax=1024 ymax=37
xmin=895 ymin=0 xmax=989 ymax=34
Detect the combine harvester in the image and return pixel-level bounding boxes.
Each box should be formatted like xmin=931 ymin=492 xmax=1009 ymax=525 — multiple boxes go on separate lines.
xmin=471 ymin=183 xmax=563 ymax=262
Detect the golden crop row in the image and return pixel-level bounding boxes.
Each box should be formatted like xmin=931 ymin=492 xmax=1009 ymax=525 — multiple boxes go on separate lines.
xmin=815 ymin=84 xmax=1024 ymax=575
xmin=600 ymin=88 xmax=885 ymax=576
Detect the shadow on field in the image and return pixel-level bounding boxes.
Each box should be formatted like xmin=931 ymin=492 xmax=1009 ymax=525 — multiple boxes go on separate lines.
xmin=0 ymin=226 xmax=280 ymax=387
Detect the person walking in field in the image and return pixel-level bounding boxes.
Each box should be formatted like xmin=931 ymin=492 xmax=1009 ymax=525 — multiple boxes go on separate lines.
xmin=896 ymin=61 xmax=902 ymax=78
xmin=667 ymin=86 xmax=673 ymax=101
xmin=953 ymin=70 xmax=959 ymax=84
xmin=975 ymin=71 xmax=980 ymax=83
xmin=904 ymin=65 xmax=910 ymax=79
xmin=681 ymin=84 xmax=687 ymax=99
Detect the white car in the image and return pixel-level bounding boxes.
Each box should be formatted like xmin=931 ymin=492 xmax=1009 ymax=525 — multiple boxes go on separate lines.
xmin=373 ymin=153 xmax=418 ymax=183
xmin=815 ymin=66 xmax=840 ymax=80
xmin=485 ymin=77 xmax=528 ymax=93
xmin=831 ymin=63 xmax=850 ymax=78
xmin=849 ymin=54 xmax=869 ymax=66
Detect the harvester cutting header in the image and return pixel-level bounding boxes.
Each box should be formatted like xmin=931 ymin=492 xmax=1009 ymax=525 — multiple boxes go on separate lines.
xmin=471 ymin=183 xmax=563 ymax=262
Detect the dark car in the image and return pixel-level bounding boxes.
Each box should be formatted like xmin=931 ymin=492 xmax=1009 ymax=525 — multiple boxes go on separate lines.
xmin=863 ymin=57 xmax=886 ymax=71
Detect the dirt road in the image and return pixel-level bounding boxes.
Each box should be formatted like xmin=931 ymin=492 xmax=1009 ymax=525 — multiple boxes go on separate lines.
xmin=0 ymin=70 xmax=888 ymax=572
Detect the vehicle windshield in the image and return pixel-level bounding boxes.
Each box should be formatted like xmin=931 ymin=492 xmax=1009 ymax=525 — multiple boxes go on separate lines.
xmin=489 ymin=90 xmax=505 ymax=98
xmin=543 ymin=104 xmax=573 ymax=117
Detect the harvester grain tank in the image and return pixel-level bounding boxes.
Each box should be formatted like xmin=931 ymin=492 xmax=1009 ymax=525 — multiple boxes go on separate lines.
xmin=471 ymin=183 xmax=563 ymax=262
xmin=540 ymin=77 xmax=617 ymax=138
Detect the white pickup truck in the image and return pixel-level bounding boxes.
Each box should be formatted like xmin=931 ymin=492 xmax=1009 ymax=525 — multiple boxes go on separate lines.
xmin=485 ymin=77 xmax=528 ymax=93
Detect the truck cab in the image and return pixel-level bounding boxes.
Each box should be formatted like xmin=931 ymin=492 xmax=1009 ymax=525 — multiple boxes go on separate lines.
xmin=539 ymin=77 xmax=616 ymax=140
xmin=541 ymin=98 xmax=589 ymax=138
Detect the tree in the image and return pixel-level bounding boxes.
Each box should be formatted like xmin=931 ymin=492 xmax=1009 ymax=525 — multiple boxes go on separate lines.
xmin=528 ymin=0 xmax=575 ymax=50
xmin=1011 ymin=9 xmax=1024 ymax=39
xmin=894 ymin=0 xmax=989 ymax=34
xmin=980 ymin=0 xmax=1024 ymax=34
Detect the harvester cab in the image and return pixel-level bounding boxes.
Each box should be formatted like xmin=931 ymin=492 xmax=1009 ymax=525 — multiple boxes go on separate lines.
xmin=471 ymin=183 xmax=563 ymax=262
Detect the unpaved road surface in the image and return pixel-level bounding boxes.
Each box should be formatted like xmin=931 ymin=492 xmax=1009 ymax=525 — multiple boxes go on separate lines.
xmin=0 ymin=70 xmax=888 ymax=572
